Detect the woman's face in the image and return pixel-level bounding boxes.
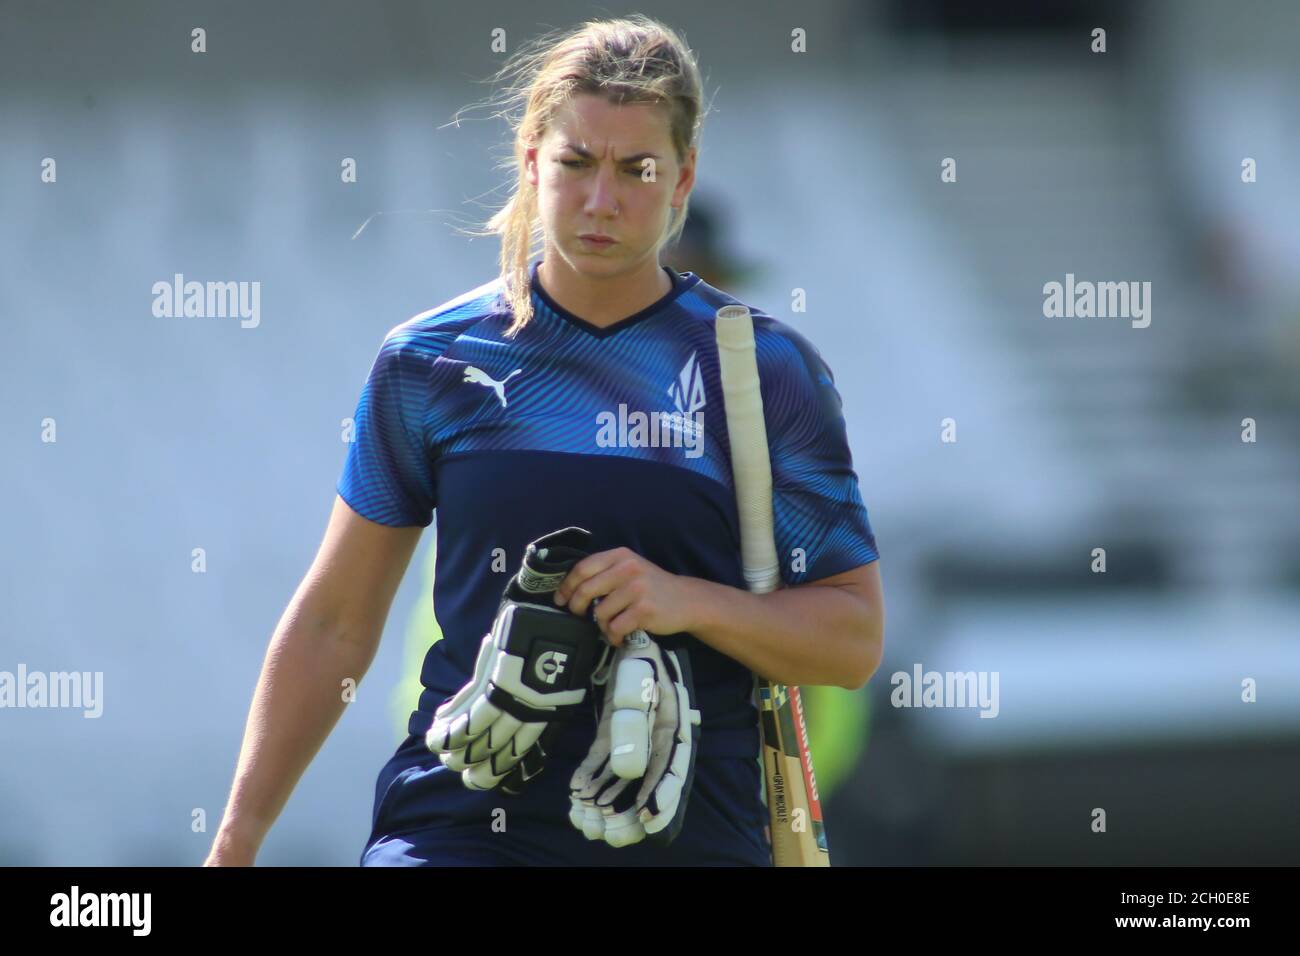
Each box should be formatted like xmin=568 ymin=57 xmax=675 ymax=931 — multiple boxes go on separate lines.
xmin=526 ymin=92 xmax=695 ymax=279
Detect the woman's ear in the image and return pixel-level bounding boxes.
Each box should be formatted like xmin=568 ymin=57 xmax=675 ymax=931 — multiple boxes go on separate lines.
xmin=524 ymin=143 xmax=541 ymax=187
xmin=673 ymin=146 xmax=697 ymax=205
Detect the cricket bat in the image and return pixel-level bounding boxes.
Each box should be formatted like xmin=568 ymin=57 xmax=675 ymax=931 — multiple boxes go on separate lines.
xmin=715 ymin=304 xmax=830 ymax=867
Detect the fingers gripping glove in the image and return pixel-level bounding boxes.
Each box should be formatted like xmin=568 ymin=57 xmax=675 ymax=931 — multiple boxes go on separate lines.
xmin=568 ymin=631 xmax=702 ymax=847
xmin=426 ymin=527 xmax=613 ymax=795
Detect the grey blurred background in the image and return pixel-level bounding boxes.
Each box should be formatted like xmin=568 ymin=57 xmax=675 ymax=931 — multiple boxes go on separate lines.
xmin=2 ymin=0 xmax=1298 ymax=866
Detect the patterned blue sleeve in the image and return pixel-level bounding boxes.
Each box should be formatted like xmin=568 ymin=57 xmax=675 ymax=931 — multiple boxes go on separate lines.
xmin=759 ymin=323 xmax=879 ymax=585
xmin=336 ymin=331 xmax=437 ymax=527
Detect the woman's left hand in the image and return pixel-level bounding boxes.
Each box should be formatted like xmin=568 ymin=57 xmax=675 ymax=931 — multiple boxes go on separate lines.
xmin=553 ymin=547 xmax=699 ymax=646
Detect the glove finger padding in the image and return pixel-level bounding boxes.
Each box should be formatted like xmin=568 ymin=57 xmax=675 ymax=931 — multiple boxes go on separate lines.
xmin=427 ymin=632 xmax=497 ymax=754
xmin=426 ymin=527 xmax=612 ymax=794
xmin=568 ymin=632 xmax=701 ymax=848
xmin=567 ymin=688 xmax=615 ymax=841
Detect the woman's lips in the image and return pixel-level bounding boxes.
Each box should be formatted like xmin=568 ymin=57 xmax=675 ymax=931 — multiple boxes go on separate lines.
xmin=580 ymin=235 xmax=616 ymax=248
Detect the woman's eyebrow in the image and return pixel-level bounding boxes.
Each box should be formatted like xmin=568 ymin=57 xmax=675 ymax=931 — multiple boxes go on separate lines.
xmin=562 ymin=143 xmax=661 ymax=163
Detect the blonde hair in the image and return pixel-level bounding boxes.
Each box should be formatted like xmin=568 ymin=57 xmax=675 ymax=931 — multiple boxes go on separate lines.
xmin=464 ymin=15 xmax=708 ymax=337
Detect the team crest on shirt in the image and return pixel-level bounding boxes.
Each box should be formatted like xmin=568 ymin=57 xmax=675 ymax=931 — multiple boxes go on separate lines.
xmin=668 ymin=351 xmax=707 ymax=418
xmin=594 ymin=351 xmax=706 ymax=459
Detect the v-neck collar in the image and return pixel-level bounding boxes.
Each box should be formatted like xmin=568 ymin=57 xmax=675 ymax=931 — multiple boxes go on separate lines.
xmin=530 ymin=259 xmax=699 ymax=339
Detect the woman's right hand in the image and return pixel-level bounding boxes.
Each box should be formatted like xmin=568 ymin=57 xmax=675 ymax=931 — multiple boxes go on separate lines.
xmin=203 ymin=831 xmax=258 ymax=866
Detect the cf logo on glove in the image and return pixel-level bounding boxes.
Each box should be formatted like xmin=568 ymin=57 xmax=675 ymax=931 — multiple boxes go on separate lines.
xmin=535 ymin=650 xmax=569 ymax=685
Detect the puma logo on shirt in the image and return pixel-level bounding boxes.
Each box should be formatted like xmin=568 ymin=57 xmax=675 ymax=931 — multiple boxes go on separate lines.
xmin=464 ymin=365 xmax=523 ymax=408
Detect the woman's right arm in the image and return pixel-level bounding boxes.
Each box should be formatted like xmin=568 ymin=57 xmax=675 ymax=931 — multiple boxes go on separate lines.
xmin=203 ymin=495 xmax=425 ymax=866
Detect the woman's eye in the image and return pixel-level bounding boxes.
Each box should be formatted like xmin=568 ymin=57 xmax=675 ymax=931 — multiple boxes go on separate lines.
xmin=559 ymin=159 xmax=645 ymax=178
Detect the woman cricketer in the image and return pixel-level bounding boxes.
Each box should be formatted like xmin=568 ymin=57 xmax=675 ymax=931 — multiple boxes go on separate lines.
xmin=206 ymin=15 xmax=883 ymax=868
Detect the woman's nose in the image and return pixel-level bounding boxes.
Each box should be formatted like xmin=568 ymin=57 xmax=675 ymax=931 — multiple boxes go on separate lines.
xmin=584 ymin=165 xmax=619 ymax=216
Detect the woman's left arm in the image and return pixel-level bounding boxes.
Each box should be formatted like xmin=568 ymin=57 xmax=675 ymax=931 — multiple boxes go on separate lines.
xmin=554 ymin=550 xmax=885 ymax=690
xmin=682 ymin=562 xmax=884 ymax=690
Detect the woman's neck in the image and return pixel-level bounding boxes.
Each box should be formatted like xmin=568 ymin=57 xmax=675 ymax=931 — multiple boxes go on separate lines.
xmin=536 ymin=256 xmax=672 ymax=328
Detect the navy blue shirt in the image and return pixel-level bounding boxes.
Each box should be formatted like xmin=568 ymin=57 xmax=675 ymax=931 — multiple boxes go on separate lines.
xmin=338 ymin=259 xmax=879 ymax=865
